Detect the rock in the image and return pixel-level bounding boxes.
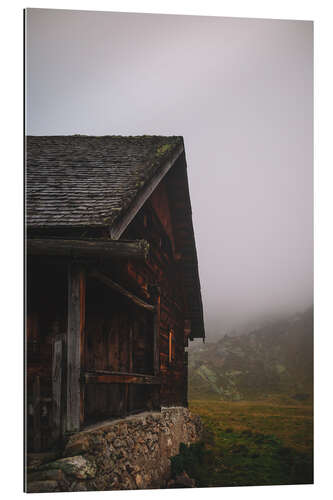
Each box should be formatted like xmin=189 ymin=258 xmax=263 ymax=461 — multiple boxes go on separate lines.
xmin=25 ymin=407 xmax=202 ymax=492
xmin=106 ymin=431 xmax=116 ymax=441
xmin=127 ymin=463 xmax=140 ymax=474
xmin=28 ymin=468 xmax=65 ymax=482
xmin=126 ymin=437 xmax=134 ymax=448
xmin=27 ymin=480 xmax=59 ymax=493
xmin=110 ymin=479 xmax=120 ymax=490
xmin=143 ymin=473 xmax=151 ymax=484
xmin=135 ymin=473 xmax=144 ymax=488
xmin=113 ymin=438 xmax=122 ymax=448
xmin=64 ymin=436 xmax=90 ymax=456
xmin=41 ymin=455 xmax=97 ymax=479
xmin=71 ymin=481 xmax=88 ymax=491
xmin=119 ymin=448 xmax=128 ymax=459
xmin=119 ymin=424 xmax=128 ymax=436
xmin=120 ymin=474 xmax=135 ymax=490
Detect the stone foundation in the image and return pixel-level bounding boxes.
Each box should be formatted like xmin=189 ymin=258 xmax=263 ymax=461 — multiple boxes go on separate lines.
xmin=26 ymin=407 xmax=203 ymax=492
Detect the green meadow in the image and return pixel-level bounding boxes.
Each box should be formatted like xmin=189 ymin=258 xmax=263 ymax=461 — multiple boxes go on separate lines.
xmin=171 ymin=397 xmax=313 ymax=487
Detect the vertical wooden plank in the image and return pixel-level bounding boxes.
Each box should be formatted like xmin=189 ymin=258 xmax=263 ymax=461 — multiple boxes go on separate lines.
xmin=123 ymin=384 xmax=129 ymax=417
xmin=128 ymin=325 xmax=133 ymax=413
xmin=32 ymin=375 xmax=41 ymax=452
xmin=128 ymin=325 xmax=133 ymax=372
xmin=52 ymin=337 xmax=62 ymax=443
xmin=119 ymin=314 xmax=129 ymax=372
xmin=27 ymin=312 xmax=39 ymax=345
xmin=61 ymin=333 xmax=67 ymax=436
xmin=184 ymin=349 xmax=188 ymax=407
xmin=80 ymin=273 xmax=86 ymax=425
xmin=153 ymin=290 xmax=161 ymax=376
xmin=66 ymin=262 xmax=85 ymax=433
xmin=114 ymin=317 xmax=120 ymax=372
xmin=151 ymin=286 xmax=161 ymax=411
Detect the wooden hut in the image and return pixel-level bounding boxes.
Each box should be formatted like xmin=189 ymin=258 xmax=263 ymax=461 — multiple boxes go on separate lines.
xmin=25 ymin=135 xmax=205 ymax=452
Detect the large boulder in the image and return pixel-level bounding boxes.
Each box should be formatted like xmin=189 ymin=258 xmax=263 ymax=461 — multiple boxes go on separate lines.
xmin=40 ymin=455 xmax=96 ymax=479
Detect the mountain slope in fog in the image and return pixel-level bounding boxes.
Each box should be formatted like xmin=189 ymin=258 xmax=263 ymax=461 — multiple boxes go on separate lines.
xmin=189 ymin=308 xmax=313 ymax=400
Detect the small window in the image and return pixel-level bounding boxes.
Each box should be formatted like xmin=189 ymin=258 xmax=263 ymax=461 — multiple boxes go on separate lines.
xmin=168 ymin=329 xmax=175 ymax=364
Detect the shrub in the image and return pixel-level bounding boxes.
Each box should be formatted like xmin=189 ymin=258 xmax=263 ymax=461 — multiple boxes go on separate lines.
xmin=170 ymin=442 xmax=209 ymax=478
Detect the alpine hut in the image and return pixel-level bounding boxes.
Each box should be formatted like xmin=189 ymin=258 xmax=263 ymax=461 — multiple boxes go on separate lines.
xmin=26 ymin=135 xmax=205 ymax=452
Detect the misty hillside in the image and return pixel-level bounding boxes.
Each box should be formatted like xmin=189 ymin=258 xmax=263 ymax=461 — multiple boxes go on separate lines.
xmin=188 ymin=308 xmax=313 ymax=401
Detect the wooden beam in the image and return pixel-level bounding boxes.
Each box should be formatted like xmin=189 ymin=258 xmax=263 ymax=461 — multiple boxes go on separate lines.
xmin=84 ymin=371 xmax=160 ymax=385
xmin=27 ymin=238 xmax=149 ymax=261
xmin=66 ymin=263 xmax=85 ymax=433
xmin=89 ymin=270 xmax=155 ymax=312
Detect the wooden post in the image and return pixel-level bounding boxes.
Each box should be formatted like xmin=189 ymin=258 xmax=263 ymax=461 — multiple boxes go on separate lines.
xmin=128 ymin=326 xmax=133 ymax=373
xmin=184 ymin=349 xmax=189 ymax=407
xmin=66 ymin=263 xmax=85 ymax=433
xmin=52 ymin=336 xmax=63 ymax=443
xmin=80 ymin=275 xmax=86 ymax=426
xmin=123 ymin=385 xmax=129 ymax=417
xmin=127 ymin=326 xmax=133 ymax=414
xmin=151 ymin=286 xmax=161 ymax=411
xmin=32 ymin=375 xmax=41 ymax=452
xmin=152 ymin=287 xmax=161 ymax=376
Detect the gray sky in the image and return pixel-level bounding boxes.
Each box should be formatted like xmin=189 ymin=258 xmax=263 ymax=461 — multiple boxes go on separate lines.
xmin=26 ymin=9 xmax=313 ymax=338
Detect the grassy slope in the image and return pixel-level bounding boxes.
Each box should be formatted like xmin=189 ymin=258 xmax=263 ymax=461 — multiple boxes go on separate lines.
xmin=172 ymin=397 xmax=313 ymax=487
xmin=175 ymin=311 xmax=314 ymax=487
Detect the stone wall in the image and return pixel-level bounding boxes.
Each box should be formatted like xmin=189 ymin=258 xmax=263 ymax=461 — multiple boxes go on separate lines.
xmin=27 ymin=407 xmax=203 ymax=493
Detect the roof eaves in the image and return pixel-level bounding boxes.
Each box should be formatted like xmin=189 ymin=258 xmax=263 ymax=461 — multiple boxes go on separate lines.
xmin=109 ymin=140 xmax=184 ymax=240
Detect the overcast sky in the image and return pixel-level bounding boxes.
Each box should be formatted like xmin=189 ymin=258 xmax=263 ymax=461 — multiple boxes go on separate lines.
xmin=26 ymin=9 xmax=313 ymax=338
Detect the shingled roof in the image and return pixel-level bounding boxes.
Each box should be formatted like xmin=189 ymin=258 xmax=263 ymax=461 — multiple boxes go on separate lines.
xmin=26 ymin=135 xmax=204 ymax=339
xmin=26 ymin=135 xmax=183 ymax=229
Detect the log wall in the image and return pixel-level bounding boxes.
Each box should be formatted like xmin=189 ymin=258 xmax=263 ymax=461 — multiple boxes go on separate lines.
xmin=122 ymin=177 xmax=188 ymax=407
xmin=26 ymin=161 xmax=194 ymax=448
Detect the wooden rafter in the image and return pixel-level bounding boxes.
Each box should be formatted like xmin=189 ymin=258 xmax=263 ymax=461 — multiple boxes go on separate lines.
xmin=89 ymin=270 xmax=155 ymax=312
xmin=109 ymin=143 xmax=184 ymax=239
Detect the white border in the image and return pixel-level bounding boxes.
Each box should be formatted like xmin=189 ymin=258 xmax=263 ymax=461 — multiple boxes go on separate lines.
xmin=1 ymin=1 xmax=332 ymax=499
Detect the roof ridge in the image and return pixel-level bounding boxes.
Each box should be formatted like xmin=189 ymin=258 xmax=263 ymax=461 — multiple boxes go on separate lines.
xmin=26 ymin=134 xmax=184 ymax=139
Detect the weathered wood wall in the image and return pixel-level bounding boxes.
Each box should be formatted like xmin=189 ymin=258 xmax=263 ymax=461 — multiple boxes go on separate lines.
xmin=26 ymin=258 xmax=68 ymax=451
xmin=122 ymin=174 xmax=188 ymax=408
xmin=83 ymin=279 xmax=155 ymax=424
xmin=26 ymin=157 xmax=194 ymax=448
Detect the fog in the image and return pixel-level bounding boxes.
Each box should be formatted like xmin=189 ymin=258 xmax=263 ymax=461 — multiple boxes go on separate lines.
xmin=26 ymin=9 xmax=313 ymax=340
